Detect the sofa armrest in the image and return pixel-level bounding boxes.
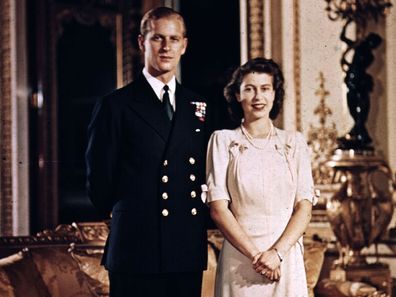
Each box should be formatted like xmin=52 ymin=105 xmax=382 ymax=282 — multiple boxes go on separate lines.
xmin=0 ymin=249 xmax=51 ymax=297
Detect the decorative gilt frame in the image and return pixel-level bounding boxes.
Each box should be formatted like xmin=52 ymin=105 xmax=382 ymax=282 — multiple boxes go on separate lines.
xmin=0 ymin=221 xmax=109 ymax=248
xmin=53 ymin=7 xmax=126 ymax=87
xmin=0 ymin=0 xmax=13 ymax=236
xmin=293 ymin=0 xmax=302 ymax=131
xmin=248 ymin=0 xmax=264 ymax=59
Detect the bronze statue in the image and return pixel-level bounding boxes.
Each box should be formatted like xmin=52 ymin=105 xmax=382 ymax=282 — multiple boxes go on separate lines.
xmin=338 ymin=20 xmax=382 ymax=150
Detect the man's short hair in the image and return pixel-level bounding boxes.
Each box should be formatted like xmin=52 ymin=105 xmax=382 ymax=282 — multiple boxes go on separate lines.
xmin=140 ymin=6 xmax=187 ymax=37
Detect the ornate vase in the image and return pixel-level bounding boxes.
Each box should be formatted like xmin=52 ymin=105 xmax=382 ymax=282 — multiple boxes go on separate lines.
xmin=326 ymin=150 xmax=394 ymax=266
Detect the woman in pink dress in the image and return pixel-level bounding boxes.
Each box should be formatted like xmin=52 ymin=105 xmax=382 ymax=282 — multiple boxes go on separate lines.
xmin=206 ymin=58 xmax=315 ymax=297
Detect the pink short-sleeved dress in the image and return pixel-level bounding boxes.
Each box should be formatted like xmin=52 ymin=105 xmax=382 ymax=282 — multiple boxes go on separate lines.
xmin=206 ymin=126 xmax=315 ymax=297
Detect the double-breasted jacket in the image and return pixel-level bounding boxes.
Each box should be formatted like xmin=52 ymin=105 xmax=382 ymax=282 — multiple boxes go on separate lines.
xmin=86 ymin=74 xmax=211 ymax=273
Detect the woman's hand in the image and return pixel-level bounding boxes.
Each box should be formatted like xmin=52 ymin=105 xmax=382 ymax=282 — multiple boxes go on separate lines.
xmin=266 ymin=267 xmax=281 ymax=282
xmin=252 ymin=252 xmax=281 ymax=282
xmin=252 ymin=249 xmax=281 ymax=272
xmin=260 ymin=266 xmax=281 ymax=282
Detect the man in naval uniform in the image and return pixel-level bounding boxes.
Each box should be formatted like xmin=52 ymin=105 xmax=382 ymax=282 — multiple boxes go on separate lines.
xmin=85 ymin=7 xmax=210 ymax=297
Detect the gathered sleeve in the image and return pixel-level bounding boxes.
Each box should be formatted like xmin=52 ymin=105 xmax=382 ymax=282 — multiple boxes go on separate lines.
xmin=206 ymin=131 xmax=231 ymax=203
xmin=295 ymin=132 xmax=316 ymax=205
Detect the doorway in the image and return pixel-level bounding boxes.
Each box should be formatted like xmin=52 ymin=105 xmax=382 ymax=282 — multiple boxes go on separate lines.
xmin=28 ymin=0 xmax=140 ymax=232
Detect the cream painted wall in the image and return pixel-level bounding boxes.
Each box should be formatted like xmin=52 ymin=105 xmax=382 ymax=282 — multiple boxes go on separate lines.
xmin=282 ymin=0 xmax=395 ymax=176
xmin=281 ymin=0 xmax=351 ymax=134
xmin=299 ymin=0 xmax=351 ymax=136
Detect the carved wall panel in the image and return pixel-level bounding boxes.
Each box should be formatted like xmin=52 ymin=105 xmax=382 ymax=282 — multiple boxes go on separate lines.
xmin=247 ymin=0 xmax=264 ymax=58
xmin=292 ymin=0 xmax=302 ymax=131
xmin=0 ymin=0 xmax=13 ymax=236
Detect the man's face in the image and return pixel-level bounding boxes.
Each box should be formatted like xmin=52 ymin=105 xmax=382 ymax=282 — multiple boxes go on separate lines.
xmin=138 ymin=16 xmax=187 ymax=82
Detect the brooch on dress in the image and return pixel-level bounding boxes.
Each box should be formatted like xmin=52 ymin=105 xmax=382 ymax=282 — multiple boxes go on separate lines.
xmin=190 ymin=101 xmax=206 ymax=122
xmin=230 ymin=140 xmax=248 ymax=153
xmin=274 ymin=143 xmax=292 ymax=156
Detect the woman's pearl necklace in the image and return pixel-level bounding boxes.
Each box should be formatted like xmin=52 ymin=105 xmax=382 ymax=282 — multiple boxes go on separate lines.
xmin=240 ymin=121 xmax=274 ymax=150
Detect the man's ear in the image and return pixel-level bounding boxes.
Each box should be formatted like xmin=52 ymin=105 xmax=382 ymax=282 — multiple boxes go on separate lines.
xmin=138 ymin=34 xmax=145 ymax=51
xmin=181 ymin=37 xmax=188 ymax=55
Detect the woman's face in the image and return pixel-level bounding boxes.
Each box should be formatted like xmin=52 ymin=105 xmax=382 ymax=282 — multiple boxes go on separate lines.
xmin=237 ymin=72 xmax=275 ymax=122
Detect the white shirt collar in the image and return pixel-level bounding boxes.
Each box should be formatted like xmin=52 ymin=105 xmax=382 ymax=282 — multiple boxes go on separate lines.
xmin=142 ymin=68 xmax=176 ymax=110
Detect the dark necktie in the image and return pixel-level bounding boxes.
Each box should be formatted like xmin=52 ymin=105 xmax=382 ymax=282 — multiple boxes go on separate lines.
xmin=162 ymin=85 xmax=174 ymax=121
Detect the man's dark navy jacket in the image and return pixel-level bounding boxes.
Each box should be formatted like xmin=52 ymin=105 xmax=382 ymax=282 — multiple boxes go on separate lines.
xmin=86 ymin=74 xmax=211 ymax=273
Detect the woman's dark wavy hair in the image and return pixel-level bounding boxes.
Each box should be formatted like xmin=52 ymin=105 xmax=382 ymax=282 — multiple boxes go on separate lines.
xmin=224 ymin=57 xmax=285 ymax=122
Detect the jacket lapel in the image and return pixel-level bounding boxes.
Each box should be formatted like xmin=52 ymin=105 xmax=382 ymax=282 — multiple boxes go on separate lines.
xmin=125 ymin=75 xmax=172 ymax=141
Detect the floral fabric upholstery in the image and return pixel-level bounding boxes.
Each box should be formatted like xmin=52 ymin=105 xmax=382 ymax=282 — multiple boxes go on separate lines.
xmin=0 ymin=269 xmax=14 ymax=297
xmin=304 ymin=241 xmax=327 ymax=297
xmin=70 ymin=248 xmax=109 ymax=296
xmin=0 ymin=250 xmax=51 ymax=297
xmin=31 ymin=247 xmax=93 ymax=297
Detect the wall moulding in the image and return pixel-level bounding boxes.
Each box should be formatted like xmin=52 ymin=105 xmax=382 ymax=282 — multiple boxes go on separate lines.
xmin=247 ymin=0 xmax=264 ymax=59
xmin=292 ymin=0 xmax=302 ymax=131
xmin=0 ymin=0 xmax=14 ymax=236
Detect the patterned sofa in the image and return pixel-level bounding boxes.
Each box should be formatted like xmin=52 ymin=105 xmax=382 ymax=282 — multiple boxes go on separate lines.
xmin=0 ymin=222 xmax=327 ymax=297
xmin=0 ymin=222 xmax=109 ymax=297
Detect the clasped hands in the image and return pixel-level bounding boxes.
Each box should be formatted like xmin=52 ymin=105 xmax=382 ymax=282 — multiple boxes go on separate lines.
xmin=252 ymin=249 xmax=281 ymax=282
